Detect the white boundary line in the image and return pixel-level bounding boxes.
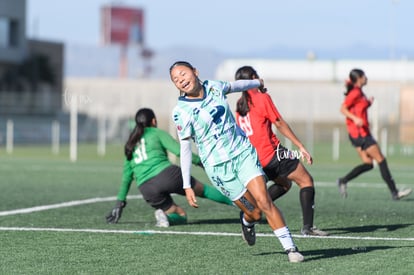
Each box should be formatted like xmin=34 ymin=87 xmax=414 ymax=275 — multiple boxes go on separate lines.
xmin=1 ymin=180 xmax=412 ymax=217
xmin=0 ymin=226 xmax=413 ymax=241
xmin=0 ymin=180 xmax=408 ymax=217
xmin=1 ymin=194 xmax=414 ymax=242
xmin=0 ymin=195 xmax=142 ymax=217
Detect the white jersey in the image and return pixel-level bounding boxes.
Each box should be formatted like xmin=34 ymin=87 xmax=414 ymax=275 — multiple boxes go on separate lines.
xmin=172 ymin=80 xmax=252 ymax=166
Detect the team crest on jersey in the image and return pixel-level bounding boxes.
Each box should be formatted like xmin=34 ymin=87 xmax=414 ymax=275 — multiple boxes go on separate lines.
xmin=209 ymin=86 xmax=221 ymax=96
xmin=176 ymin=125 xmax=182 ymax=131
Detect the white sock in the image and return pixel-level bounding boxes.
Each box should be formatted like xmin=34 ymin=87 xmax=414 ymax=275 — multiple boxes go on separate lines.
xmin=242 ymin=216 xmax=255 ymax=227
xmin=274 ymin=226 xmax=295 ymax=251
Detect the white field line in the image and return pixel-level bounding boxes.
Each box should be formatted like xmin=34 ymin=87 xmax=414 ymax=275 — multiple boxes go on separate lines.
xmin=1 ymin=191 xmax=413 ymax=242
xmin=0 ymin=179 xmax=411 ymax=217
xmin=0 ymin=226 xmax=413 ymax=241
xmin=0 ymin=195 xmax=142 ymax=217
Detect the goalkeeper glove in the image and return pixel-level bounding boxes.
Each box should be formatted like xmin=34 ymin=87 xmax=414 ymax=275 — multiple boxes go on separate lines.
xmin=105 ymin=200 xmax=127 ymax=224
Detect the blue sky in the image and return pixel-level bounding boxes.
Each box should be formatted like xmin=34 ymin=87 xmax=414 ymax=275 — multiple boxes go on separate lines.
xmin=27 ymin=0 xmax=413 ymax=56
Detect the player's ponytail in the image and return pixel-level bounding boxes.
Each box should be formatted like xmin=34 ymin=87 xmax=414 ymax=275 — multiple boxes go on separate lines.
xmin=344 ymin=68 xmax=365 ymax=95
xmin=124 ymin=108 xmax=156 ymax=160
xmin=235 ymin=66 xmax=258 ymax=116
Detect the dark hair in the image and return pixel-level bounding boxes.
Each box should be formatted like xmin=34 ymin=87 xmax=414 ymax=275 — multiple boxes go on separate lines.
xmin=345 ymin=68 xmax=365 ymax=95
xmin=169 ymin=61 xmax=199 ymax=96
xmin=169 ymin=61 xmax=194 ymax=73
xmin=235 ymin=66 xmax=259 ymax=116
xmin=124 ymin=108 xmax=156 ymax=160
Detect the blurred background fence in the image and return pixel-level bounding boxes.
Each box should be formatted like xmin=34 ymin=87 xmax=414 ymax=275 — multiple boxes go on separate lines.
xmin=1 ymin=0 xmax=414 ymax=160
xmin=1 ymin=74 xmax=414 ymax=158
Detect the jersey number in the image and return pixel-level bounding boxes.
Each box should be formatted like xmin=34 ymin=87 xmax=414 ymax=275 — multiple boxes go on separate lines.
xmin=237 ymin=114 xmax=253 ymax=136
xmin=134 ymin=138 xmax=148 ymax=164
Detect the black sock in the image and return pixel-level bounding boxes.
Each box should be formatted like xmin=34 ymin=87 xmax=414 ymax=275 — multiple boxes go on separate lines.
xmin=378 ymin=159 xmax=398 ymax=194
xmin=268 ymin=184 xmax=288 ymax=200
xmin=341 ymin=163 xmax=373 ymax=183
xmin=300 ymin=186 xmax=315 ymax=230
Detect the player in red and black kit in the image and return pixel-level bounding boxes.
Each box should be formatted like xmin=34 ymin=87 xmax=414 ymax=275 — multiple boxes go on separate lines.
xmin=235 ymin=66 xmax=328 ymax=236
xmin=338 ymin=68 xmax=412 ymax=200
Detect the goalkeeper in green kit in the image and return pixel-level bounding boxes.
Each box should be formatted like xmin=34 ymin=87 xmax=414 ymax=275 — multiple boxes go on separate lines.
xmin=105 ymin=108 xmax=233 ymax=227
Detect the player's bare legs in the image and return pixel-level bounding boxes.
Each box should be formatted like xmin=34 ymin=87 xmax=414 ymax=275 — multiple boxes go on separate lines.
xmin=287 ymin=164 xmax=325 ymax=235
xmin=233 ymin=176 xmax=303 ymax=262
xmin=246 ymin=176 xmax=287 ymax=229
xmin=364 ymin=144 xmax=383 ymax=163
xmin=338 ymin=147 xmax=374 ymax=198
xmin=287 ymin=163 xmax=313 ymax=189
xmin=339 ymin=144 xmax=411 ymax=200
xmin=356 ymin=146 xmax=374 ymax=164
xmin=365 ymin=144 xmax=411 ymax=200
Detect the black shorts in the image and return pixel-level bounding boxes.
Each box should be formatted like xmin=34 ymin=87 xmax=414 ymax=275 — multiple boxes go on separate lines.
xmin=263 ymin=145 xmax=300 ymax=180
xmin=349 ymin=134 xmax=377 ymax=150
xmin=138 ymin=165 xmax=195 ymax=211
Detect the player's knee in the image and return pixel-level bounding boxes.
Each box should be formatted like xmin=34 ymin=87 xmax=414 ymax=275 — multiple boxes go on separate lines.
xmin=296 ymin=174 xmax=314 ymax=189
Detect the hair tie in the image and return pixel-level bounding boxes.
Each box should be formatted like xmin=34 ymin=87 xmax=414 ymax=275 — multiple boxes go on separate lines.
xmin=345 ymin=79 xmax=353 ymax=87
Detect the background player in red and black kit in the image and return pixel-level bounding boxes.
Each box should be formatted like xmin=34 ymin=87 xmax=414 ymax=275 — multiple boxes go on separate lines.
xmin=235 ymin=66 xmax=328 ymax=236
xmin=338 ymin=68 xmax=412 ymax=200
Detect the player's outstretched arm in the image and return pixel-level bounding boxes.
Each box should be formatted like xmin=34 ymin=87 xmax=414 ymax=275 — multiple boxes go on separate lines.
xmin=274 ymin=118 xmax=313 ymax=164
xmin=227 ymin=79 xmax=264 ymax=93
xmin=180 ymin=138 xmax=198 ymax=208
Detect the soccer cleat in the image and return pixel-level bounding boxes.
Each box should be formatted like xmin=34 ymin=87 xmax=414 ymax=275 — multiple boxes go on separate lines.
xmin=154 ymin=209 xmax=169 ymax=228
xmin=286 ymin=247 xmax=305 ymax=263
xmin=392 ymin=188 xmax=413 ymax=200
xmin=301 ymin=227 xmax=329 ymax=236
xmin=240 ymin=211 xmax=256 ymax=246
xmin=337 ymin=178 xmax=347 ymax=198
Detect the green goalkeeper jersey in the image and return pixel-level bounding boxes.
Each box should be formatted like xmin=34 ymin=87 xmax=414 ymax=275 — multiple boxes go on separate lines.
xmin=117 ymin=127 xmax=201 ymax=201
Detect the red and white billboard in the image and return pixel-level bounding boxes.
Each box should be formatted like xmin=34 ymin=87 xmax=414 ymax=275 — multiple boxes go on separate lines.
xmin=101 ymin=5 xmax=144 ymax=46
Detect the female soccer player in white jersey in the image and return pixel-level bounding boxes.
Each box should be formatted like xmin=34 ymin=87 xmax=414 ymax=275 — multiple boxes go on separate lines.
xmin=169 ymin=61 xmax=304 ymax=263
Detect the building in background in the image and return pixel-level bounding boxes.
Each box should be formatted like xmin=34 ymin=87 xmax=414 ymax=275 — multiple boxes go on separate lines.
xmin=0 ymin=0 xmax=63 ymax=115
xmin=101 ymin=4 xmax=153 ymax=78
xmin=0 ymin=0 xmax=27 ymax=79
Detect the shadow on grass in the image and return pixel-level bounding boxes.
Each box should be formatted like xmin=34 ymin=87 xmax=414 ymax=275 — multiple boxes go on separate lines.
xmin=116 ymin=221 xmax=413 ymax=237
xmin=256 ymin=245 xmax=413 ymax=261
xmin=325 ymin=223 xmax=414 ymax=234
xmin=300 ymin=245 xmax=409 ymax=261
xmin=115 ymin=218 xmax=239 ymax=226
xmin=397 ymin=197 xmax=414 ymax=202
xmin=187 ymin=218 xmax=239 ymax=225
